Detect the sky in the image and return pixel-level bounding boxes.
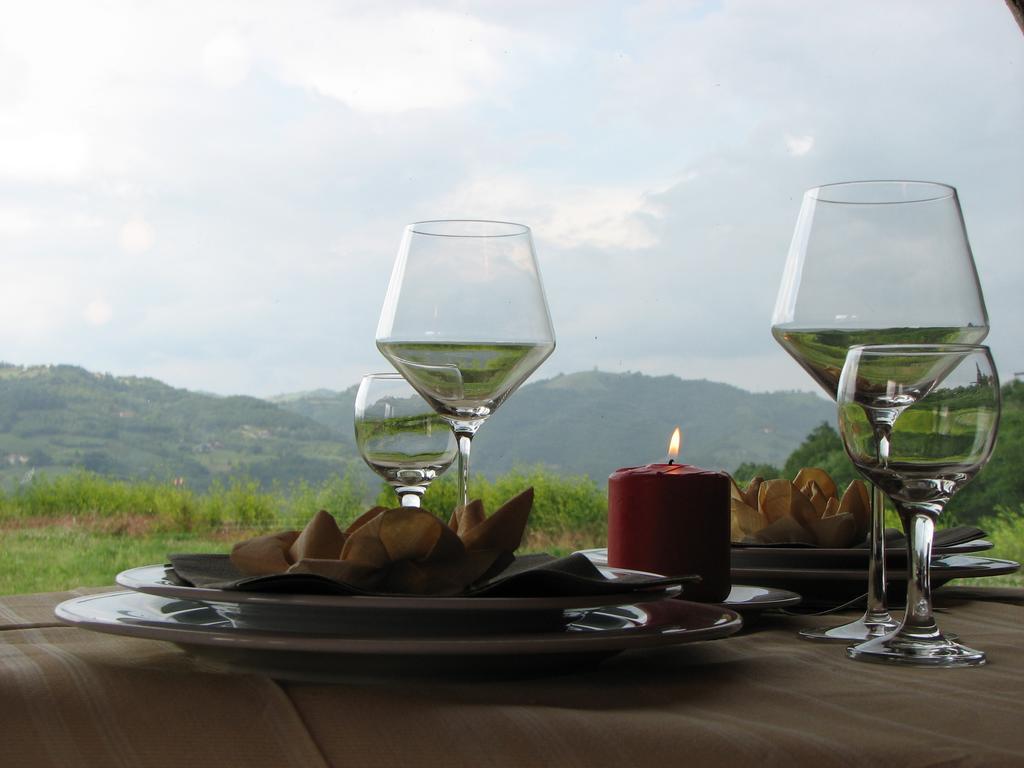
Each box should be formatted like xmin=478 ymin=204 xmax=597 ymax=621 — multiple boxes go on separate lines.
xmin=0 ymin=0 xmax=1020 ymax=398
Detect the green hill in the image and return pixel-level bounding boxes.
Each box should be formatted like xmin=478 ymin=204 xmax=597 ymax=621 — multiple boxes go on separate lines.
xmin=471 ymin=371 xmax=833 ymax=479
xmin=0 ymin=364 xmax=833 ymax=490
xmin=0 ymin=363 xmax=355 ymax=490
xmin=275 ymin=370 xmax=835 ymax=481
xmin=268 ymin=387 xmax=358 ymax=436
xmin=730 ymin=380 xmax=1024 ymax=525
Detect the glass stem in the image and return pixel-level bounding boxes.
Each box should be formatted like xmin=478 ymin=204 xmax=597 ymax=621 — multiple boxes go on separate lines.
xmin=864 ymin=483 xmax=889 ymax=623
xmin=396 ymin=488 xmax=423 ymax=507
xmin=455 ymin=431 xmax=473 ymax=511
xmin=863 ymin=423 xmax=893 ymax=628
xmin=894 ymin=503 xmax=942 ymax=640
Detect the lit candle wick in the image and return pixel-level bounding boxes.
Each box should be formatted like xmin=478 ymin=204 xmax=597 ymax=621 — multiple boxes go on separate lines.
xmin=666 ymin=426 xmax=681 ymax=466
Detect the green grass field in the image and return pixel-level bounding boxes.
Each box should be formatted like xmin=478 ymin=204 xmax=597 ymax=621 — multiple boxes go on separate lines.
xmin=0 ymin=469 xmax=610 ymax=594
xmin=1 ymin=528 xmax=231 ymax=594
xmin=956 ymin=506 xmax=1024 ymax=588
xmin=0 ymin=471 xmax=1019 ymax=595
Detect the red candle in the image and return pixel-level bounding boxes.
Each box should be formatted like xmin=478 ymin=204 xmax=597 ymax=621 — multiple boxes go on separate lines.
xmin=607 ymin=430 xmax=730 ymax=602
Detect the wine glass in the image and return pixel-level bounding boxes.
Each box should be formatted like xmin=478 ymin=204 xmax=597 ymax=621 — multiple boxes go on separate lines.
xmin=771 ymin=180 xmax=989 ymax=642
xmin=376 ymin=220 xmax=556 ymax=511
xmin=354 ymin=373 xmax=458 ymax=507
xmin=837 ymin=344 xmax=1000 ymax=667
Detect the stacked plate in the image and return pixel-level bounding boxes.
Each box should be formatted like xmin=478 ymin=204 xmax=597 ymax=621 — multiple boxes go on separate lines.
xmin=581 ymin=529 xmax=1019 ymax=610
xmin=730 ymin=535 xmax=1019 ymax=606
xmin=54 ymin=562 xmax=744 ymax=681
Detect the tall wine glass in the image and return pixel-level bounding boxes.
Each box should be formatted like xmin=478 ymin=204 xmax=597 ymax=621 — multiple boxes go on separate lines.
xmin=376 ymin=220 xmax=556 ymax=511
xmin=354 ymin=374 xmax=458 ymax=507
xmin=771 ymin=181 xmax=989 ymax=642
xmin=838 ymin=344 xmax=1000 ymax=667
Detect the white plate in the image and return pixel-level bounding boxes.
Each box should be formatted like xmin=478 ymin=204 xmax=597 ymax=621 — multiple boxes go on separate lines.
xmin=55 ymin=591 xmax=743 ymax=680
xmin=575 ymin=551 xmax=801 ymax=614
xmin=719 ymin=585 xmax=802 ymax=613
xmin=117 ymin=563 xmax=682 ymax=615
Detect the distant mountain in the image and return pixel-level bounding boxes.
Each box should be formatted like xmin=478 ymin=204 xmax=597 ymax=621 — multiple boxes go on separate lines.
xmin=0 ymin=364 xmax=832 ymax=490
xmin=268 ymin=387 xmax=357 ymax=436
xmin=275 ymin=370 xmax=834 ymax=482
xmin=473 ymin=371 xmax=832 ymax=480
xmin=0 ymin=364 xmax=356 ymax=490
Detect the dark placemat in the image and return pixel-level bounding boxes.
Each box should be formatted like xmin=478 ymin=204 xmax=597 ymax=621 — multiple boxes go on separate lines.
xmin=732 ymin=525 xmax=986 ymax=550
xmin=168 ymin=552 xmax=698 ymax=599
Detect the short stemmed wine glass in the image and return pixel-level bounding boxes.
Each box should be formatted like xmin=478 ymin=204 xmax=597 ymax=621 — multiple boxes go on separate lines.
xmin=771 ymin=181 xmax=989 ymax=642
xmin=837 ymin=344 xmax=1000 ymax=667
xmin=354 ymin=373 xmax=458 ymax=507
xmin=376 ymin=220 xmax=556 ymax=511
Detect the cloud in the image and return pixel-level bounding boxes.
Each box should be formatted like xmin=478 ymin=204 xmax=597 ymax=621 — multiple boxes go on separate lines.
xmin=0 ymin=1 xmax=1018 ymax=398
xmin=437 ymin=174 xmax=685 ymax=251
xmin=0 ymin=3 xmax=541 ymax=189
xmin=0 ymin=209 xmax=40 ymax=237
xmin=83 ymin=299 xmax=113 ymax=327
xmin=202 ymin=31 xmax=252 ymax=89
xmin=785 ymin=134 xmax=814 ymax=157
xmin=120 ymin=219 xmax=155 ymax=254
xmin=0 ymin=129 xmax=91 ymax=183
xmin=257 ymin=6 xmax=541 ymax=113
xmin=0 ymin=269 xmax=74 ymax=341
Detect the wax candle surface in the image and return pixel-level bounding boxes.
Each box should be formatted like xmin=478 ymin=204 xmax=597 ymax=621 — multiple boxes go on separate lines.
xmin=608 ymin=463 xmax=730 ymax=602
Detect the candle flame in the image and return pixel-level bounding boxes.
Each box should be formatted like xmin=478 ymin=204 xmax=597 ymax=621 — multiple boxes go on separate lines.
xmin=667 ymin=427 xmax=682 ymax=461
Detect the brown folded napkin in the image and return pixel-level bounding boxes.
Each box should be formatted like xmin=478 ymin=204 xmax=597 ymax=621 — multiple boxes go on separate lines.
xmin=170 ymin=486 xmax=698 ymax=599
xmin=168 ymin=551 xmax=696 ymax=599
xmin=729 ymin=468 xmax=870 ymax=547
xmin=225 ymin=489 xmax=534 ymax=596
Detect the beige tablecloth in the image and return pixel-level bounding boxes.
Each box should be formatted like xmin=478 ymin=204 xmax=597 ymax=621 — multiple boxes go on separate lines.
xmin=2 ymin=586 xmax=1022 ymax=768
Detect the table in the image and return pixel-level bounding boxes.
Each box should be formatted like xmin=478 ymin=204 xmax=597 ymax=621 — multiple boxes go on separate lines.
xmin=2 ymin=586 xmax=1022 ymax=768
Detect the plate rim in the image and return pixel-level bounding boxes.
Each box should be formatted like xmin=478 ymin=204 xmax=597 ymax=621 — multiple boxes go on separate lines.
xmin=730 ymin=554 xmax=1021 ymax=582
xmin=580 ymin=538 xmax=994 ymax=565
xmin=117 ymin=563 xmax=683 ymax=613
xmin=574 ymin=551 xmax=802 ymax=610
xmin=728 ymin=538 xmax=994 ymax=558
xmin=724 ymin=584 xmax=802 ymax=610
xmin=55 ymin=591 xmax=743 ymax=656
xmin=577 ymin=548 xmax=1019 ymax=587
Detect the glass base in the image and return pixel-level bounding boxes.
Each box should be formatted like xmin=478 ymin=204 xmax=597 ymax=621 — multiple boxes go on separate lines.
xmin=799 ymin=613 xmax=900 ymax=643
xmin=847 ymin=631 xmax=985 ymax=667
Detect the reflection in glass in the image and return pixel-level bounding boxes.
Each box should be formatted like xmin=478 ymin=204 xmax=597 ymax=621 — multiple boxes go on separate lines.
xmin=771 ymin=181 xmax=989 ymax=643
xmin=838 ymin=344 xmax=1000 ymax=667
xmin=354 ymin=373 xmax=457 ymax=507
xmin=376 ymin=220 xmax=555 ymax=511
